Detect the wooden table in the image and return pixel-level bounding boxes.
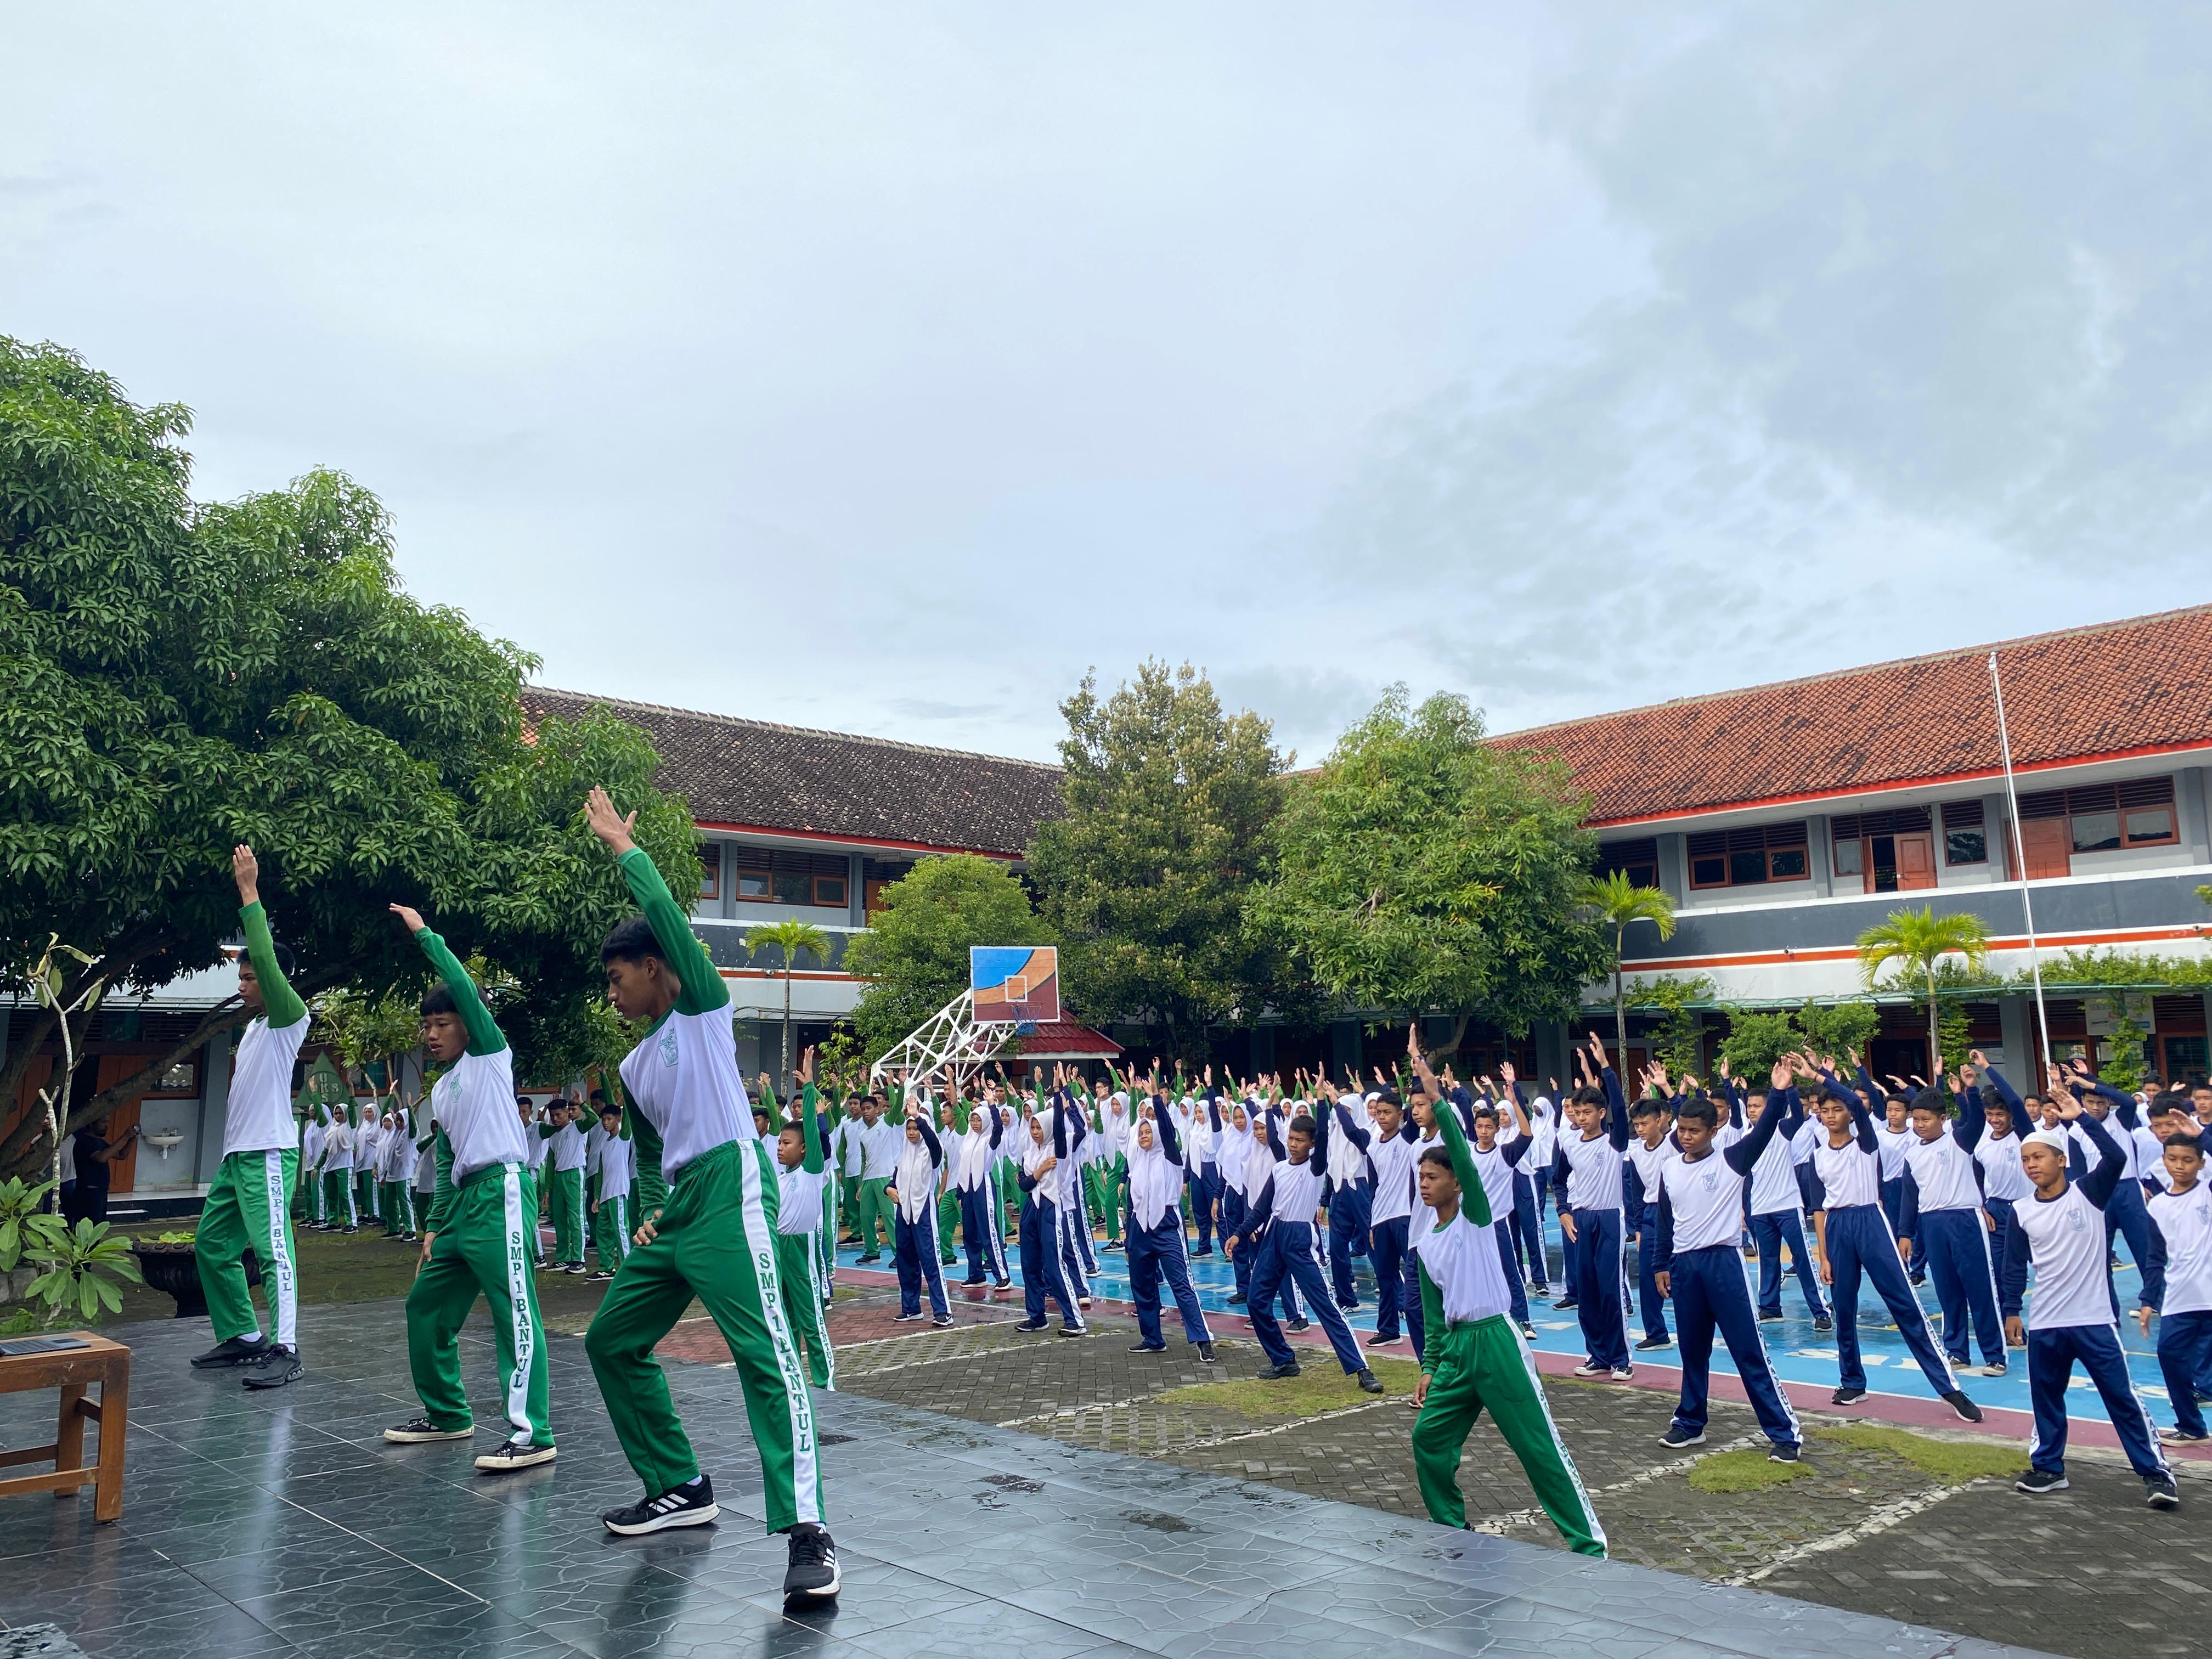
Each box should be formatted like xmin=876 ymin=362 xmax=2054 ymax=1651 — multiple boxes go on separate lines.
xmin=0 ymin=1332 xmax=130 ymax=1523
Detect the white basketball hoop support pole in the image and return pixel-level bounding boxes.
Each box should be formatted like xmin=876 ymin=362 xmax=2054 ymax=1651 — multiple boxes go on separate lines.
xmin=869 ymin=990 xmax=1018 ymax=1096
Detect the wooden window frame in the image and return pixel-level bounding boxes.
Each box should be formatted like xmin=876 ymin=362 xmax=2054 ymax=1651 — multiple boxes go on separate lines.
xmin=812 ymin=873 xmax=849 ymax=909
xmin=1688 ymin=821 xmax=1809 ymax=890
xmin=698 ymin=844 xmax=721 ymax=901
xmin=1940 ymin=800 xmax=1988 ymax=867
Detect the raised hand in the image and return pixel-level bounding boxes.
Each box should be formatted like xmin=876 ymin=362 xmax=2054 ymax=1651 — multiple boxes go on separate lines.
xmin=388 ymin=902 xmax=427 ymax=934
xmin=232 ymin=844 xmax=261 ymax=904
xmin=584 ymin=785 xmax=639 ymax=854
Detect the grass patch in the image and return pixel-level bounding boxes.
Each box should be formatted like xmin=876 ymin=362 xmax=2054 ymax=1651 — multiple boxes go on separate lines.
xmin=1165 ymin=1355 xmax=1423 ymax=1420
xmin=1686 ymin=1448 xmax=1813 ymax=1494
xmin=1812 ymin=1424 xmax=2019 ymax=1484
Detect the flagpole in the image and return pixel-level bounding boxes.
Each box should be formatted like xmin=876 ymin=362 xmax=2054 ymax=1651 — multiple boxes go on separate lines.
xmin=1989 ymin=650 xmax=2052 ymax=1074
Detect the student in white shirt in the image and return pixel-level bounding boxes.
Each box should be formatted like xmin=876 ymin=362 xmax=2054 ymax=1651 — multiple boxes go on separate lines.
xmin=2141 ymin=1102 xmax=2212 ymax=1444
xmin=2002 ymin=1100 xmax=2174 ymax=1506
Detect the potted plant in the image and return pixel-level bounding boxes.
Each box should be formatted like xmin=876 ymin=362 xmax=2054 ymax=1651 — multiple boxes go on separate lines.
xmin=0 ymin=1176 xmax=56 ymax=1307
xmin=4 ymin=1217 xmax=144 ymax=1333
xmin=131 ymin=1232 xmax=258 ymax=1320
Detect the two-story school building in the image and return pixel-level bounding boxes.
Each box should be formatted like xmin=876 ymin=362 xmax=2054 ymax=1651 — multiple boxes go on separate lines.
xmin=1527 ymin=604 xmax=2212 ymax=1085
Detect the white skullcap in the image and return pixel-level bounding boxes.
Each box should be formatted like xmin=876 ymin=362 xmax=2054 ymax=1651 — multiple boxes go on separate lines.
xmin=2024 ymin=1128 xmax=2069 ymax=1155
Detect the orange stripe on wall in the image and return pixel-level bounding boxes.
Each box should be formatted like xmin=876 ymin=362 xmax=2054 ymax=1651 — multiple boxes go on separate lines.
xmin=1623 ymin=922 xmax=2212 ymax=974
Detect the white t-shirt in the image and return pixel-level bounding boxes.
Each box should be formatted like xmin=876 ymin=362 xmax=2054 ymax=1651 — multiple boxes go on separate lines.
xmin=433 ymin=1049 xmax=528 ymax=1188
xmin=619 ymin=1003 xmax=755 ymax=1186
xmin=2147 ymin=1183 xmax=2212 ymax=1318
xmin=225 ymin=1012 xmax=311 ymax=1158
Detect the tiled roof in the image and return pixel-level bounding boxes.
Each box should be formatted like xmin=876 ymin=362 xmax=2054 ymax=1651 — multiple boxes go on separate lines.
xmin=1007 ymin=1021 xmax=1123 ymax=1058
xmin=521 ymin=689 xmax=1064 ymax=857
xmin=1500 ymin=605 xmax=2212 ymax=826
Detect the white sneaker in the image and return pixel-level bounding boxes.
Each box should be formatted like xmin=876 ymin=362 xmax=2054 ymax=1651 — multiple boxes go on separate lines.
xmin=475 ymin=1436 xmax=558 ymax=1472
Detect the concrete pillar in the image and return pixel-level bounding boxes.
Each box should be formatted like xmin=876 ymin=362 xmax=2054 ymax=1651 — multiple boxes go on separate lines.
xmin=194 ymin=1034 xmax=233 ymax=1187
xmin=1656 ymin=834 xmax=1687 ymax=905
xmin=1998 ymin=996 xmax=2032 ymax=1081
xmin=848 ymin=853 xmax=866 ymax=929
xmin=1807 ymin=815 xmax=1833 ymax=899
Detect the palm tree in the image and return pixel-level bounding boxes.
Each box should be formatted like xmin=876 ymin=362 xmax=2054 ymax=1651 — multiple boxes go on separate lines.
xmin=746 ymin=919 xmax=833 ymax=1095
xmin=1855 ymin=907 xmax=1990 ymax=1080
xmin=1576 ymin=871 xmax=1678 ymax=1073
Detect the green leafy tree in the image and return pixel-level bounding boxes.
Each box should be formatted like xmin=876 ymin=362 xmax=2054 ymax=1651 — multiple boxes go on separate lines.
xmin=2098 ymin=1003 xmax=2151 ymax=1093
xmin=1796 ymin=998 xmax=1880 ymax=1065
xmin=1856 ymin=907 xmax=1991 ymax=1081
xmin=844 ymin=855 xmax=1048 ymax=1062
xmin=1718 ymin=1010 xmax=1802 ymax=1079
xmin=1251 ymin=689 xmax=1607 ymax=1058
xmin=1623 ymin=973 xmax=1715 ymax=1079
xmin=0 ymin=337 xmax=697 ymax=1178
xmin=1577 ymin=871 xmax=1678 ymax=1074
xmin=1029 ymin=661 xmax=1287 ymax=1063
xmin=746 ymin=919 xmax=833 ymax=1093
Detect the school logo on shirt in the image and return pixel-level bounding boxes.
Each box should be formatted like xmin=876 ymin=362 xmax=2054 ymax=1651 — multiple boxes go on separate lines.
xmin=658 ymin=1028 xmax=679 ymax=1068
xmin=1701 ymin=1169 xmax=1720 ymax=1193
xmin=2065 ymin=1206 xmax=2086 ymax=1233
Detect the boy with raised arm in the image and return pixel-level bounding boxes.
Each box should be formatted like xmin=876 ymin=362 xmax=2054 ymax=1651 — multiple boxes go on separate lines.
xmin=381 ymin=900 xmax=557 ymax=1472
xmin=1406 ymin=1029 xmax=1604 ymax=1554
xmin=191 ymin=845 xmax=310 ymax=1389
xmin=2142 ymin=1109 xmax=2212 ymax=1445
xmin=773 ymin=1049 xmax=837 ymax=1386
xmin=580 ymin=789 xmax=837 ymax=1601
xmin=2005 ymin=1096 xmax=2175 ymax=1506
xmin=1654 ymin=1065 xmax=1803 ymax=1459
xmin=1552 ymin=1033 xmax=1635 ymax=1379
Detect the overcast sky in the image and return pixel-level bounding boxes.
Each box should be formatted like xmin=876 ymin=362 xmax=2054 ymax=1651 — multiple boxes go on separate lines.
xmin=7 ymin=4 xmax=2207 ymax=765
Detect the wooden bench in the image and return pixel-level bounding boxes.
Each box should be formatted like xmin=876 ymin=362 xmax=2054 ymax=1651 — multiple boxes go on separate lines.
xmin=0 ymin=1332 xmax=129 ymax=1523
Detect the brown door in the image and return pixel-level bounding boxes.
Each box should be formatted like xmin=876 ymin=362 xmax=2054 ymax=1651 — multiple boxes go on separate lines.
xmin=1895 ymin=833 xmax=1937 ymax=891
xmin=2019 ymin=817 xmax=2071 ymax=881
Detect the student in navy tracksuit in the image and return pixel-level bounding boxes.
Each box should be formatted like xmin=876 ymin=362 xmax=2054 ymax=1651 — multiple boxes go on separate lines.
xmin=1014 ymin=1105 xmax=1085 ymax=1336
xmin=1324 ymin=1091 xmax=1374 ymax=1310
xmin=1809 ymin=1064 xmax=1980 ymax=1422
xmin=888 ymin=1104 xmax=951 ymax=1325
xmin=1654 ymin=1068 xmax=1804 ymax=1457
xmin=2059 ymin=1066 xmax=2156 ymax=1317
xmin=1224 ymin=1103 xmax=1381 ymax=1392
xmin=2004 ymin=1104 xmax=2174 ymax=1506
xmin=1553 ymin=1035 xmax=1634 ymax=1379
xmin=1895 ymin=1079 xmax=2008 ymax=1375
xmin=1333 ymin=1087 xmax=1421 ymax=1349
xmin=1124 ymin=1097 xmax=1217 ymax=1361
xmin=1621 ymin=1096 xmax=1677 ymax=1352
xmin=953 ymin=1103 xmax=1009 ymax=1289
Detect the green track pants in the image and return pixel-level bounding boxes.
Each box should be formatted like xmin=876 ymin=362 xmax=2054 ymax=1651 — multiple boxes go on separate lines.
xmin=851 ymin=1177 xmax=891 ymax=1257
xmin=197 ymin=1149 xmax=300 ymax=1347
xmin=545 ymin=1166 xmax=585 ymax=1263
xmin=326 ymin=1170 xmax=356 ymax=1226
xmin=407 ymin=1161 xmax=553 ymax=1447
xmin=775 ymin=1231 xmax=835 ymax=1389
xmin=584 ymin=1139 xmax=824 ymax=1531
xmin=1413 ymin=1316 xmax=1605 ymax=1557
xmin=838 ymin=1176 xmax=860 ymax=1238
xmin=381 ymin=1180 xmax=410 ymax=1233
xmin=592 ymin=1193 xmax=631 ymax=1269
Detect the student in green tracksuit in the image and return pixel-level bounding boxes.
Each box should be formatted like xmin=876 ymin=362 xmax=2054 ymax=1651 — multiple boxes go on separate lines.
xmin=580 ymin=787 xmax=838 ymax=1602
xmin=380 ymin=901 xmax=557 ymax=1473
xmin=588 ymin=1103 xmax=633 ymax=1280
xmin=774 ymin=1049 xmax=835 ymax=1388
xmin=1407 ymin=1029 xmax=1604 ymax=1556
xmin=190 ymin=844 xmax=311 ymax=1388
xmin=933 ymin=1088 xmax=962 ymax=1266
xmin=537 ymin=1099 xmax=590 ymax=1271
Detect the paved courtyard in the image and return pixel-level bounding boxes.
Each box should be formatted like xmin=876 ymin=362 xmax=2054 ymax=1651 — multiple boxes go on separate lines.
xmin=0 ymin=1238 xmax=2197 ymax=1659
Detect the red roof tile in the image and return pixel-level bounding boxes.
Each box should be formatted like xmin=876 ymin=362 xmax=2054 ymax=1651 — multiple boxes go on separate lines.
xmin=1007 ymin=1021 xmax=1122 ymax=1059
xmin=1501 ymin=605 xmax=2212 ymax=826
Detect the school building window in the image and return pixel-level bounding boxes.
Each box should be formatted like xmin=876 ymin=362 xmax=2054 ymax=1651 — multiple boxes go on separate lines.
xmin=728 ymin=847 xmax=856 ymax=907
xmin=698 ymin=844 xmax=721 ymax=900
xmin=2015 ymin=775 xmax=2176 ymax=878
xmin=1594 ymin=837 xmax=1659 ymax=888
xmin=1941 ymin=800 xmax=1987 ymax=866
xmin=1830 ymin=808 xmax=1935 ymax=893
xmin=1688 ymin=821 xmax=1808 ymax=889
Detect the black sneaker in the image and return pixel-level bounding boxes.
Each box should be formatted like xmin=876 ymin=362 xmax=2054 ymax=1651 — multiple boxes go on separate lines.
xmin=385 ymin=1417 xmax=473 ymax=1443
xmin=1634 ymin=1334 xmax=1673 ymax=1351
xmin=1356 ymin=1368 xmax=1384 ymax=1395
xmin=1659 ymin=1425 xmax=1705 ymax=1448
xmin=931 ymin=1315 xmax=955 ymax=1329
xmin=1813 ymin=1316 xmax=1834 ymax=1332
xmin=1260 ymin=1361 xmax=1302 ymax=1380
xmin=1555 ymin=1299 xmax=1578 ymax=1312
xmin=1365 ymin=1331 xmax=1401 ymax=1348
xmin=783 ymin=1522 xmax=840 ymax=1601
xmin=1757 ymin=1310 xmax=1782 ymax=1323
xmin=1013 ymin=1319 xmax=1047 ymax=1332
xmin=475 ymin=1435 xmax=558 ymax=1472
xmin=1055 ymin=1323 xmax=1084 ymax=1338
xmin=1832 ymin=1386 xmax=1867 ymax=1406
xmin=2146 ymin=1475 xmax=2180 ymax=1510
xmin=584 ymin=1271 xmax=614 ymax=1283
xmin=240 ymin=1346 xmax=302 ymax=1390
xmin=1197 ymin=1341 xmax=1217 ymax=1364
xmin=2158 ymin=1426 xmax=2211 ymax=1444
xmin=604 ymin=1476 xmax=719 ymax=1536
xmin=1285 ymin=1318 xmax=1311 ymax=1333
xmin=191 ymin=1335 xmax=270 ymax=1370
xmin=1943 ymin=1390 xmax=1983 ymax=1424
xmin=1226 ymin=1293 xmax=1246 ymax=1306
xmin=2015 ymin=1468 xmax=2067 ymax=1496
xmin=1769 ymin=1442 xmax=1802 ymax=1464
xmin=1129 ymin=1342 xmax=1167 ymax=1353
